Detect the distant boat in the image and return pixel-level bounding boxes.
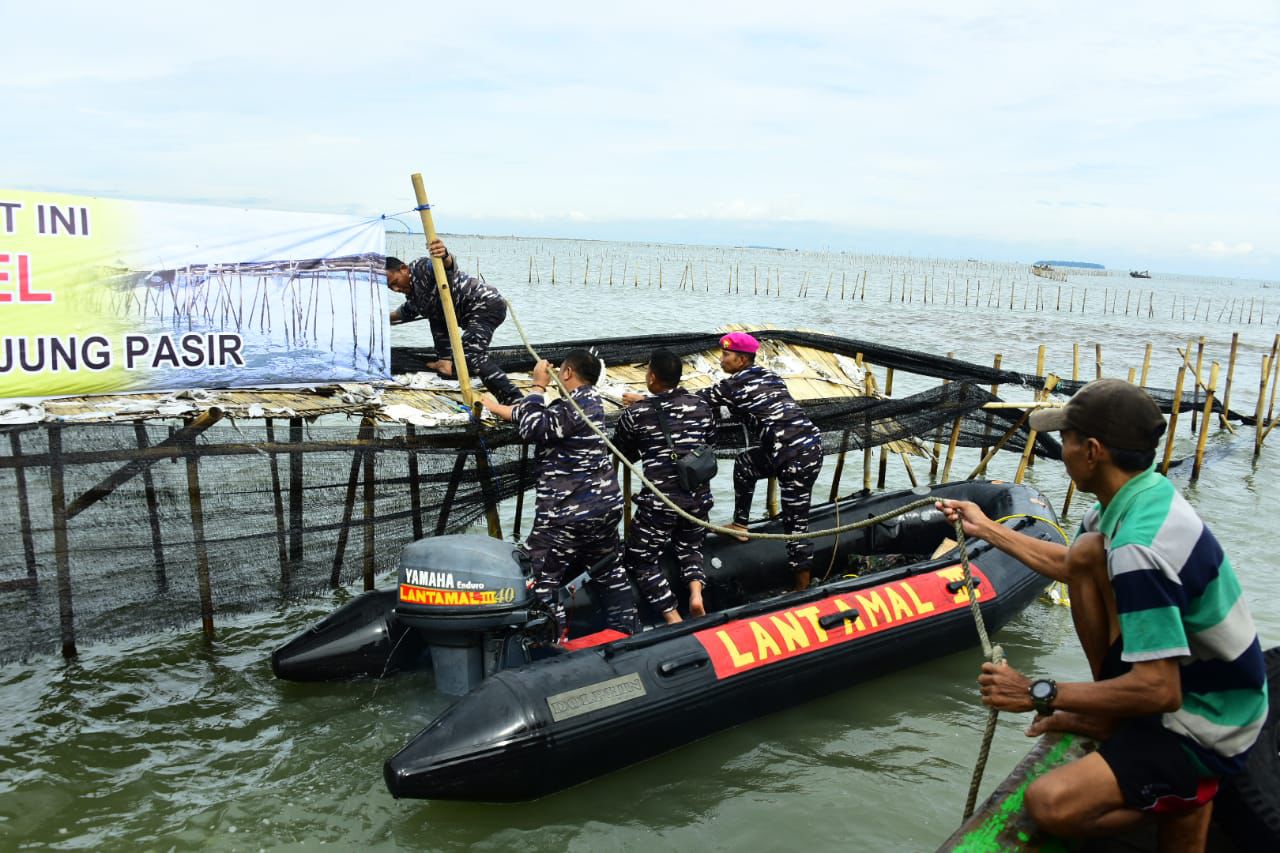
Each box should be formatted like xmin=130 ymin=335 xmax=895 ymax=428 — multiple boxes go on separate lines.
xmin=1031 ymin=263 xmax=1066 ymax=282
xmin=1129 ymin=270 xmax=1152 ymax=279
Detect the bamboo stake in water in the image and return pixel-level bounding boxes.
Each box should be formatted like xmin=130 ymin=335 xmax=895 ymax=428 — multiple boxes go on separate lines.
xmin=1190 ymin=337 xmax=1206 ymax=434
xmin=1015 ymin=376 xmax=1059 ymax=483
xmin=1139 ymin=342 xmax=1153 ymax=388
xmin=1161 ymin=366 xmax=1188 ymax=474
xmin=1220 ymin=332 xmax=1240 ymax=432
xmin=1190 ymin=363 xmax=1220 ymax=484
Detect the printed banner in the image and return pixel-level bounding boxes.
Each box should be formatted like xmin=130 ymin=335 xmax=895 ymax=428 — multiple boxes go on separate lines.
xmin=0 ymin=190 xmax=390 ymax=399
xmin=693 ymin=563 xmax=995 ymax=680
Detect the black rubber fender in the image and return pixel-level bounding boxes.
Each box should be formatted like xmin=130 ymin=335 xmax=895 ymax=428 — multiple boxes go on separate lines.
xmin=1215 ymin=645 xmax=1280 ymax=849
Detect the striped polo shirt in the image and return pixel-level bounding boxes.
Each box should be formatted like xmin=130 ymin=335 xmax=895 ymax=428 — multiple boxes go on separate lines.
xmin=1080 ymin=466 xmax=1268 ymax=775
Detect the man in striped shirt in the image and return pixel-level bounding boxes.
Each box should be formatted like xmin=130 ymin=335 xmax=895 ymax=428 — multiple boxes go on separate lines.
xmin=937 ymin=379 xmax=1267 ymax=848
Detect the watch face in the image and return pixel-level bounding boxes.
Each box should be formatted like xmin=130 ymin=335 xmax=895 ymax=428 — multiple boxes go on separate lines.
xmin=1031 ymin=680 xmax=1054 ymax=700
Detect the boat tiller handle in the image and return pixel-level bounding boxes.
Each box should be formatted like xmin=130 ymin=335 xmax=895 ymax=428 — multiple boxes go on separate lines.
xmin=658 ymin=652 xmax=709 ymax=677
xmin=818 ymin=609 xmax=861 ymax=631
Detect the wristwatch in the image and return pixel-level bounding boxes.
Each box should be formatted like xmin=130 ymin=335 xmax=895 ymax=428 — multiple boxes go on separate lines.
xmin=1029 ymin=678 xmax=1058 ymax=716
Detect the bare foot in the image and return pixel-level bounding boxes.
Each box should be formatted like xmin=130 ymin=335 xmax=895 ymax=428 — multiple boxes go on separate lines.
xmin=688 ymin=583 xmax=706 ymax=617
xmin=724 ymin=523 xmax=750 ymax=542
xmin=662 ymin=609 xmax=683 ymax=625
xmin=792 ymin=570 xmax=811 ymax=592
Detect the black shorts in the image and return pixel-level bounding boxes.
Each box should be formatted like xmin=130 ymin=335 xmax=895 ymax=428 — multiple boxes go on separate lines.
xmin=1096 ymin=642 xmax=1219 ymax=814
xmin=1098 ymin=720 xmax=1219 ymax=813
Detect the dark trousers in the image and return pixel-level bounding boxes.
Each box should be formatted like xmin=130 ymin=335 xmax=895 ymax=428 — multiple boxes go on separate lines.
xmin=461 ymin=302 xmax=521 ymax=404
xmin=525 ymin=510 xmax=637 ymax=637
xmin=623 ymin=499 xmax=710 ymax=613
xmin=732 ymin=445 xmax=822 ymax=575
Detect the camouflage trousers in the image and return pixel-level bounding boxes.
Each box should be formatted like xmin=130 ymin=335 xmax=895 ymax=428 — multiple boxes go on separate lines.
xmin=623 ymin=499 xmax=710 ymax=614
xmin=732 ymin=444 xmax=823 ymax=576
xmin=525 ymin=510 xmax=637 ymax=637
xmin=459 ymin=302 xmax=521 ymax=405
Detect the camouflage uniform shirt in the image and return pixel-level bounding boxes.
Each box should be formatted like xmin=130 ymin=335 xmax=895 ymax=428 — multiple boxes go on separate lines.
xmin=512 ymin=385 xmax=623 ymax=523
xmin=613 ymin=388 xmax=715 ymax=512
xmin=398 ymin=257 xmax=506 ymax=359
xmin=698 ymin=364 xmax=821 ymax=463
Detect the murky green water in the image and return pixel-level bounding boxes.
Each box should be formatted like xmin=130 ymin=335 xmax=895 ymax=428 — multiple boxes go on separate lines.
xmin=3 ymin=237 xmax=1277 ymax=850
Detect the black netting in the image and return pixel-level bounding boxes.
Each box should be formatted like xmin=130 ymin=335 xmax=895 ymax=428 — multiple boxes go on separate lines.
xmin=393 ymin=329 xmax=1255 ymax=423
xmin=11 ymin=328 xmax=1218 ymax=662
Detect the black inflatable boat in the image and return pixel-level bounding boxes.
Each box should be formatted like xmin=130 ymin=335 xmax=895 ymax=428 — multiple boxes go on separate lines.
xmin=272 ymin=479 xmax=1064 ymax=801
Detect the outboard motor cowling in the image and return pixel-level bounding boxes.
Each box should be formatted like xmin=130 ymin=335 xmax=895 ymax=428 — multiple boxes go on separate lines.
xmin=395 ymin=535 xmax=535 ymax=695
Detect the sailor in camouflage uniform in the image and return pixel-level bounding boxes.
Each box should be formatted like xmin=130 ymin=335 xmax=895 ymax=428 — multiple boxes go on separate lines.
xmin=615 ymin=349 xmax=716 ymax=622
xmin=386 ymin=239 xmax=522 ymax=404
xmin=698 ymin=332 xmax=823 ymax=590
xmin=482 ymin=349 xmax=638 ymax=637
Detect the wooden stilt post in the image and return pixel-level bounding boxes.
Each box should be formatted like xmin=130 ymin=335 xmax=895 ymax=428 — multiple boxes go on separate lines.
xmin=133 ymin=422 xmax=167 ymax=589
xmin=361 ymin=415 xmax=377 ymax=591
xmin=48 ymin=426 xmax=77 ymax=658
xmin=1161 ymin=366 xmax=1188 ymax=475
xmin=264 ymin=419 xmax=289 ymax=586
xmin=9 ymin=431 xmax=38 ymax=585
xmin=183 ymin=419 xmax=215 ymax=639
xmin=407 ymin=424 xmax=424 ymax=540
xmin=512 ymin=443 xmax=529 ymax=540
xmin=288 ymin=417 xmax=304 ymax=569
xmin=1190 ymin=363 xmax=1219 ymax=484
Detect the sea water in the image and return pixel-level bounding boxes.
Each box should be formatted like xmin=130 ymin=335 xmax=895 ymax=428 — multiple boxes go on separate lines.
xmin=1 ymin=235 xmax=1277 ymax=850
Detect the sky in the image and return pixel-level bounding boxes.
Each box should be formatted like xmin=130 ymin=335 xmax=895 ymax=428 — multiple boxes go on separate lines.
xmin=4 ymin=1 xmax=1278 ymax=278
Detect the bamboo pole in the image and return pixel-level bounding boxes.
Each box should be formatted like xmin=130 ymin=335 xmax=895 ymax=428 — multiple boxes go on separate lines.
xmin=876 ymin=367 xmax=894 ymax=489
xmin=829 ymin=429 xmax=850 ymax=501
xmin=980 ymin=354 xmax=1002 ymax=461
xmin=1190 ymin=363 xmax=1219 ymax=484
xmin=512 ymin=442 xmax=529 ymax=540
xmin=1095 ymin=343 xmax=1103 ymax=380
xmin=1015 ymin=376 xmax=1059 ymax=483
xmin=1139 ymin=342 xmax=1153 ymax=388
xmin=1161 ymin=366 xmax=1188 ymax=474
xmin=767 ymin=477 xmax=780 ymax=518
xmin=1190 ymin=337 xmax=1206 ymax=434
xmin=1072 ymin=343 xmax=1080 ymax=382
xmin=1255 ymin=355 xmax=1271 ymax=459
xmin=411 ymin=174 xmax=477 ymax=409
xmin=1061 ymin=481 xmax=1076 ymax=519
xmin=1028 ymin=345 xmax=1045 ymax=469
xmin=1219 ymin=332 xmax=1239 ymax=433
xmin=968 ymin=411 xmax=1033 ymax=480
xmin=931 ymin=353 xmax=954 ymax=480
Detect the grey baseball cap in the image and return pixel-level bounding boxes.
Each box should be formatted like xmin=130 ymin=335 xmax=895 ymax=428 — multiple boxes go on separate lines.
xmin=1030 ymin=378 xmax=1167 ymax=451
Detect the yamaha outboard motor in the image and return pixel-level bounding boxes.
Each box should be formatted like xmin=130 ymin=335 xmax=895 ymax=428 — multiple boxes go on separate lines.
xmin=394 ymin=534 xmax=539 ymax=695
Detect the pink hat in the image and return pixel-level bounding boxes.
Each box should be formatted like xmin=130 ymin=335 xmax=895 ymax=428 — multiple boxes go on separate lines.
xmin=719 ymin=332 xmax=760 ymax=354
xmin=721 ymin=326 xmax=757 ymax=350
